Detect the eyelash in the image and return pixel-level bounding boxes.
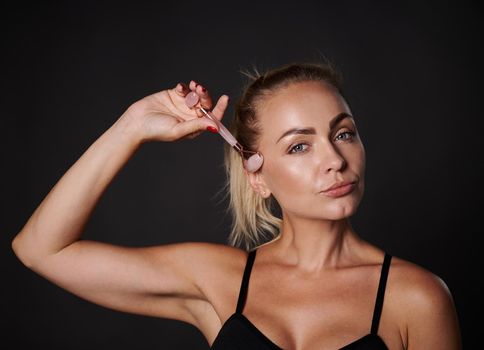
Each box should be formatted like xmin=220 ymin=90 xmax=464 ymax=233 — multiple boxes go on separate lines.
xmin=288 ymin=131 xmax=356 ymax=154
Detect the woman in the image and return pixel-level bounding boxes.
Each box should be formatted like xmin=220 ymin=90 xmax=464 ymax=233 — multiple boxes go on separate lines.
xmin=12 ymin=63 xmax=462 ymax=349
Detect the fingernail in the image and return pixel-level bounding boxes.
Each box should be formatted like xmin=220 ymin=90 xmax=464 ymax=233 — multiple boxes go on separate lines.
xmin=206 ymin=126 xmax=218 ymax=133
xmin=201 ymin=87 xmax=206 ymax=92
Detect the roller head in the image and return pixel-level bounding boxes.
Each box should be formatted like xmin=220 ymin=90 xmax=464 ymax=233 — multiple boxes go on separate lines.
xmin=185 ymin=91 xmax=200 ymax=108
xmin=243 ymin=152 xmax=264 ymax=173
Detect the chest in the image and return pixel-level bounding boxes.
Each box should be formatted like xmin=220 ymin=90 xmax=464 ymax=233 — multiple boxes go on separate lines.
xmin=235 ymin=265 xmax=384 ymax=349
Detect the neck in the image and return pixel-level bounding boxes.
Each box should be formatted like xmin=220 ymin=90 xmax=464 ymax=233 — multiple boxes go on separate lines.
xmin=271 ymin=214 xmax=360 ymax=272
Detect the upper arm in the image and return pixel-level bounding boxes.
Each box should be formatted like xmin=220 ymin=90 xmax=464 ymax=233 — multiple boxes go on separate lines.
xmin=23 ymin=240 xmax=235 ymax=325
xmin=403 ymin=268 xmax=462 ymax=350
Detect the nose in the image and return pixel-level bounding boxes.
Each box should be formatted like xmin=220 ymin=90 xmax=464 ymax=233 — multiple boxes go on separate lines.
xmin=318 ymin=141 xmax=347 ymax=173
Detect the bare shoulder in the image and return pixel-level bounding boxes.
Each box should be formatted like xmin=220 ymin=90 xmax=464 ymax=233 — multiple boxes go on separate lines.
xmin=387 ymin=255 xmax=462 ymax=349
xmin=388 ymin=256 xmax=455 ymax=311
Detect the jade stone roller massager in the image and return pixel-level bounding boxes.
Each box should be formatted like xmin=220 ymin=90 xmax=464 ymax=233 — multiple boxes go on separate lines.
xmin=185 ymin=91 xmax=264 ymax=173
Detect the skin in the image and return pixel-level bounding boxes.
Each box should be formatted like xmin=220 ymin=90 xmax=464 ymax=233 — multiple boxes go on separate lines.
xmin=12 ymin=79 xmax=461 ymax=349
xmin=247 ymin=81 xmax=367 ymax=270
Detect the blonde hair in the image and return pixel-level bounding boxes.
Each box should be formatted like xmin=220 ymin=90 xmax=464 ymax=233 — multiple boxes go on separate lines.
xmin=222 ymin=62 xmax=344 ymax=251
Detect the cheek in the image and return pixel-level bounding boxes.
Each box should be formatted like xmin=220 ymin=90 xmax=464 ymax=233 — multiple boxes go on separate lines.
xmin=264 ymin=156 xmax=316 ymax=199
xmin=351 ymin=144 xmax=366 ymax=178
xmin=349 ymin=149 xmax=365 ymax=171
xmin=262 ymin=143 xmax=366 ymax=209
xmin=345 ymin=144 xmax=366 ymax=194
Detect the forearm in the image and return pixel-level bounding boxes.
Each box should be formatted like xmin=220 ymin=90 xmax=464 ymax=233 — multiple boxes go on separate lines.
xmin=12 ymin=114 xmax=141 ymax=266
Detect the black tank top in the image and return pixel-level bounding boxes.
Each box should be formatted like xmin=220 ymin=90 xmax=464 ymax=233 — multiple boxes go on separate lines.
xmin=211 ymin=249 xmax=392 ymax=349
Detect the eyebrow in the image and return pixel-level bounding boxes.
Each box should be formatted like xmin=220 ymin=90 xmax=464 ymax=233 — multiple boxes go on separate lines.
xmin=276 ymin=112 xmax=353 ymax=143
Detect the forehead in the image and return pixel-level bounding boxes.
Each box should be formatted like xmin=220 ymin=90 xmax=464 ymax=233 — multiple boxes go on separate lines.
xmin=257 ymin=81 xmax=350 ymax=139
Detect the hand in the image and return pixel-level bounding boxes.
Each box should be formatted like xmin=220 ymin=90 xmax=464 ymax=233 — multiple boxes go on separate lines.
xmin=122 ymin=80 xmax=229 ymax=143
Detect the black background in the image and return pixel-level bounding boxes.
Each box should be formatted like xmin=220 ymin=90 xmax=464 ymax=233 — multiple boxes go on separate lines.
xmin=2 ymin=1 xmax=480 ymax=348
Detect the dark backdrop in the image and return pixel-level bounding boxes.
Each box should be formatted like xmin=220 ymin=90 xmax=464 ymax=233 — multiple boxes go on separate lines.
xmin=2 ymin=1 xmax=480 ymax=348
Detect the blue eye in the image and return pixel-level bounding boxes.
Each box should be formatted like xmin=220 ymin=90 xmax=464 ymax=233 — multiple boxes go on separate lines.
xmin=335 ymin=131 xmax=355 ymax=141
xmin=288 ymin=131 xmax=356 ymax=154
xmin=289 ymin=143 xmax=309 ymax=154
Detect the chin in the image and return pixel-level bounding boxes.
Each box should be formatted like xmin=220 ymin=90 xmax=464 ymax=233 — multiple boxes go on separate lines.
xmin=318 ymin=196 xmax=362 ymax=219
xmin=324 ymin=204 xmax=359 ymax=220
xmin=279 ymin=189 xmax=364 ymax=220
xmin=288 ymin=201 xmax=359 ymax=221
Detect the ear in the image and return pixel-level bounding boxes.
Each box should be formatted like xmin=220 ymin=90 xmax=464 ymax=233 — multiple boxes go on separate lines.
xmin=245 ymin=168 xmax=271 ymax=198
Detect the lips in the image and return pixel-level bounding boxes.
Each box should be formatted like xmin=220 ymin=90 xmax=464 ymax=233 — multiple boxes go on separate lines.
xmin=321 ymin=180 xmax=356 ymax=192
xmin=320 ymin=181 xmax=357 ymax=198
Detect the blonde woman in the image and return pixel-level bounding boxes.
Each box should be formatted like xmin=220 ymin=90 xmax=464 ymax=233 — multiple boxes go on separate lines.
xmin=12 ymin=63 xmax=461 ymax=349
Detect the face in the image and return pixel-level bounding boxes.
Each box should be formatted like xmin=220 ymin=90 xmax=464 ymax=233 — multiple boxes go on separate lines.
xmin=249 ymin=81 xmax=366 ymax=221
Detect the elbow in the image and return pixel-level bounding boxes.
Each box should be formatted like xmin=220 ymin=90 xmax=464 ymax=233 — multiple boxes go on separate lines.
xmin=11 ymin=233 xmax=37 ymax=269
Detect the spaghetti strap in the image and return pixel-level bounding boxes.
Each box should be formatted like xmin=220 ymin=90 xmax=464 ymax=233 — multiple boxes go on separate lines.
xmin=370 ymin=252 xmax=392 ymax=335
xmin=235 ymin=249 xmax=257 ymax=314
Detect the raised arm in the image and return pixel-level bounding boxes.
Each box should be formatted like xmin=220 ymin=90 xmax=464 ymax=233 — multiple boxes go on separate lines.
xmin=11 ymin=82 xmax=232 ymax=325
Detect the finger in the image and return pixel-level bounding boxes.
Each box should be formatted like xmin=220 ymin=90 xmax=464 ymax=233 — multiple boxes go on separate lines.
xmin=194 ymin=108 xmax=205 ymax=118
xmin=183 ymin=130 xmax=203 ymax=140
xmin=171 ymin=116 xmax=218 ymax=140
xmin=174 ymin=82 xmax=189 ymax=96
xmin=210 ymin=95 xmax=229 ymax=121
xmin=189 ymin=80 xmax=199 ymax=91
xmin=196 ymin=84 xmax=213 ymax=110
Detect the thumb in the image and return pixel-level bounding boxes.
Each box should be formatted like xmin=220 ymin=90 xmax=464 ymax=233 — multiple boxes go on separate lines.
xmin=170 ymin=117 xmax=218 ymax=140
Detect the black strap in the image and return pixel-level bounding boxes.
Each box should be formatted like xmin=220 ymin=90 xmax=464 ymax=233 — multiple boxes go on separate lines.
xmin=370 ymin=252 xmax=392 ymax=335
xmin=235 ymin=249 xmax=257 ymax=314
